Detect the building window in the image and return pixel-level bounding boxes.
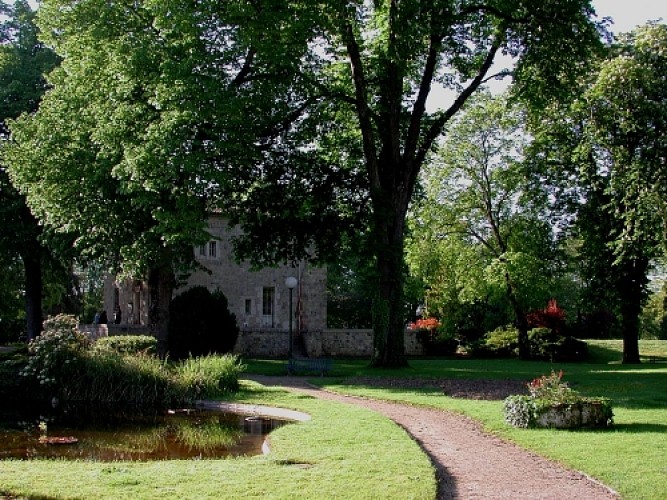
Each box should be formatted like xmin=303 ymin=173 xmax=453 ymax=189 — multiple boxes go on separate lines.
xmin=262 ymin=287 xmax=275 ymax=327
xmin=198 ymin=245 xmax=206 ymax=256
xmin=245 ymin=299 xmax=252 ymax=315
xmin=208 ymin=241 xmax=217 ymax=258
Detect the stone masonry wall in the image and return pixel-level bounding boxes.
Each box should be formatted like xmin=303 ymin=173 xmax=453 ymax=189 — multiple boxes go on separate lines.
xmin=233 ymin=329 xmax=424 ymax=358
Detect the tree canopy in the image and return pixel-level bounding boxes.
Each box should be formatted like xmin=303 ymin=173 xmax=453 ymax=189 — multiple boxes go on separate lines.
xmin=527 ymin=23 xmax=667 ymax=363
xmin=4 ymin=0 xmax=606 ymax=364
xmin=0 ymin=0 xmax=60 ymax=340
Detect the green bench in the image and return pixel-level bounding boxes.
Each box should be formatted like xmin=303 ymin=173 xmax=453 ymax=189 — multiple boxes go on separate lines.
xmin=287 ymin=357 xmax=333 ymax=376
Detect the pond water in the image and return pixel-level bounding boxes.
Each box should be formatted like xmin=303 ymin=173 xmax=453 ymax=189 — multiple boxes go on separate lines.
xmin=0 ymin=403 xmax=287 ymax=461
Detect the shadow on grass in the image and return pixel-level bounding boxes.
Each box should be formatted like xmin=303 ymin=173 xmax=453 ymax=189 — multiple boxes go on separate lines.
xmin=611 ymin=422 xmax=667 ymax=433
xmin=1 ymin=492 xmax=59 ymax=500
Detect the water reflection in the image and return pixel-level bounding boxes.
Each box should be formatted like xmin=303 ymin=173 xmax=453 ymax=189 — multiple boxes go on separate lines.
xmin=0 ymin=403 xmax=286 ymax=461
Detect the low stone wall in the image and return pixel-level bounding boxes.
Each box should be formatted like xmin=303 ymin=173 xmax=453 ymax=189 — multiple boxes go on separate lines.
xmin=77 ymin=324 xmax=150 ymax=341
xmin=78 ymin=325 xmax=425 ymax=358
xmin=233 ymin=328 xmax=424 ymax=358
xmin=233 ymin=330 xmax=290 ymax=358
xmin=77 ymin=324 xmax=108 ymax=341
xmin=303 ymin=329 xmax=424 ymax=358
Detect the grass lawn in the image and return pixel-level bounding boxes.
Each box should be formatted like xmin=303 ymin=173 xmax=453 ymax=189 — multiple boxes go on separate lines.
xmin=245 ymin=339 xmax=663 ymax=500
xmin=1 ymin=339 xmax=664 ymax=499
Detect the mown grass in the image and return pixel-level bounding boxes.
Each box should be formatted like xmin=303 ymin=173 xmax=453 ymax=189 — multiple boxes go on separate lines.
xmin=267 ymin=339 xmax=664 ymax=500
xmin=0 ymin=382 xmax=435 ymax=500
xmin=1 ymin=339 xmax=664 ymax=499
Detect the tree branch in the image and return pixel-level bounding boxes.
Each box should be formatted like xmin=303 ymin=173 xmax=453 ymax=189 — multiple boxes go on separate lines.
xmin=337 ymin=1 xmax=380 ymax=188
xmin=404 ymin=32 xmax=443 ymax=164
xmin=231 ymin=47 xmax=256 ymax=87
xmin=415 ymin=29 xmax=504 ymax=167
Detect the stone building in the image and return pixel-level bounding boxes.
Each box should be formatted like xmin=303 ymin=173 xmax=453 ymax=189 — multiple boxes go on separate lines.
xmin=102 ymin=215 xmax=424 ymax=358
xmin=103 ymin=215 xmax=327 ymax=337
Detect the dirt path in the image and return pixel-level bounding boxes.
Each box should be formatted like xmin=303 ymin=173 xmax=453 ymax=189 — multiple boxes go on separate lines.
xmin=245 ymin=375 xmax=619 ymax=500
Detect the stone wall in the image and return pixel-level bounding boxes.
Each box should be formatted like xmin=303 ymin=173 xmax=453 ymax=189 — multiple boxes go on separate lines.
xmin=78 ymin=324 xmax=151 ymax=341
xmin=233 ymin=330 xmax=290 ymax=358
xmin=77 ymin=324 xmax=108 ymax=341
xmin=233 ymin=329 xmax=424 ymax=358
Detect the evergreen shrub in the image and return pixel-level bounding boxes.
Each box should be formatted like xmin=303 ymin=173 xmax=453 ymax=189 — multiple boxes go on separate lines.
xmin=528 ymin=327 xmax=588 ymax=362
xmin=168 ymin=287 xmax=239 ymax=360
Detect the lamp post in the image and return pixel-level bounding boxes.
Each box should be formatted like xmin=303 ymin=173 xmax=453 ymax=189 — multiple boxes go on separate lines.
xmin=285 ymin=276 xmax=297 ymax=360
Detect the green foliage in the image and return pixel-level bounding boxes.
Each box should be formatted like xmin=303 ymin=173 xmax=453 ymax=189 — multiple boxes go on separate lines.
xmin=173 ymin=354 xmax=245 ymax=401
xmin=415 ymin=326 xmax=458 ymax=356
xmin=527 ymin=24 xmax=667 ymax=363
xmin=528 ymin=328 xmax=588 ymax=362
xmin=469 ymin=325 xmax=519 ymax=358
xmin=19 ymin=314 xmax=90 ymax=391
xmin=65 ymin=351 xmax=178 ymax=406
xmin=459 ymin=323 xmax=589 ymax=361
xmin=326 ymin=252 xmax=374 ymax=328
xmin=640 ymin=283 xmax=667 ymax=340
xmin=0 ymin=0 xmax=61 ymax=340
xmin=94 ymin=335 xmax=157 ymax=355
xmin=16 ymin=314 xmax=242 ymax=405
xmin=408 ymin=92 xmax=571 ymax=361
xmin=168 ymin=287 xmax=239 ymax=360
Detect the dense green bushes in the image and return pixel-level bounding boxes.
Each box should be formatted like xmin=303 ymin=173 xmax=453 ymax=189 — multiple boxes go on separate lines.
xmin=94 ymin=335 xmax=157 ymax=355
xmin=168 ymin=287 xmax=239 ymax=360
xmin=12 ymin=314 xmax=244 ymax=406
xmin=466 ymin=325 xmax=588 ymax=361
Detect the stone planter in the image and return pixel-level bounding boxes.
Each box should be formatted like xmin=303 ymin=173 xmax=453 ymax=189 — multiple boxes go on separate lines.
xmin=535 ymin=401 xmax=612 ymax=429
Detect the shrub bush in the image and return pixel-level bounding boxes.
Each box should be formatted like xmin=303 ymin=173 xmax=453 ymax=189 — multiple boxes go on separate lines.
xmin=415 ymin=327 xmax=458 ymax=356
xmin=95 ymin=335 xmax=157 ymax=355
xmin=528 ymin=327 xmax=588 ymax=362
xmin=469 ymin=325 xmax=519 ymax=358
xmin=17 ymin=315 xmax=243 ymax=406
xmin=20 ymin=314 xmax=90 ymax=393
xmin=168 ymin=287 xmax=239 ymax=360
xmin=527 ymin=299 xmax=567 ymax=334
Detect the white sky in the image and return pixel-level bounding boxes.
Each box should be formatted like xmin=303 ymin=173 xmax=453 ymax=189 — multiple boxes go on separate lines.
xmin=596 ymin=0 xmax=666 ymax=34
xmin=425 ymin=1 xmax=667 ymax=111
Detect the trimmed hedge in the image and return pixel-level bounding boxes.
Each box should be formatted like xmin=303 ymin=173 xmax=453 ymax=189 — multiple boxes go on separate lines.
xmin=94 ymin=335 xmax=157 ymax=355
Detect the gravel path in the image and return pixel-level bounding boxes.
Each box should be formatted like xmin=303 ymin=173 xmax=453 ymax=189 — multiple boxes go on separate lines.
xmin=245 ymin=375 xmax=619 ymax=500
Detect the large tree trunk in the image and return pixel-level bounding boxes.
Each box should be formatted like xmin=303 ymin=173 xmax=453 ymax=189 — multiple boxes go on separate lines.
xmin=618 ymin=257 xmax=648 ymax=364
xmin=503 ymin=270 xmax=530 ymax=360
xmin=369 ymin=189 xmax=410 ymax=368
xmin=21 ymin=240 xmax=42 ymax=341
xmin=148 ymin=263 xmax=175 ymax=358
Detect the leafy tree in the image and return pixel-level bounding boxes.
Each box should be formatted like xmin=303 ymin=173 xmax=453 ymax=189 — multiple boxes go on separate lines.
xmin=409 ymin=93 xmax=564 ymax=358
xmin=528 ymin=24 xmax=667 ymax=363
xmin=4 ymin=0 xmax=605 ymax=367
xmin=3 ymin=0 xmax=223 ymax=353
xmin=0 ymin=0 xmax=59 ymax=340
xmin=219 ymin=0 xmax=606 ymax=367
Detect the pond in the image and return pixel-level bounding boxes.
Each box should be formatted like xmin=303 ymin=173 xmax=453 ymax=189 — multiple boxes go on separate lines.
xmin=0 ymin=402 xmax=289 ymax=461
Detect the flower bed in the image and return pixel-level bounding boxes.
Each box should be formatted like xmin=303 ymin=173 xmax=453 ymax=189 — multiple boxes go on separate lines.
xmin=503 ymin=371 xmax=613 ymax=429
